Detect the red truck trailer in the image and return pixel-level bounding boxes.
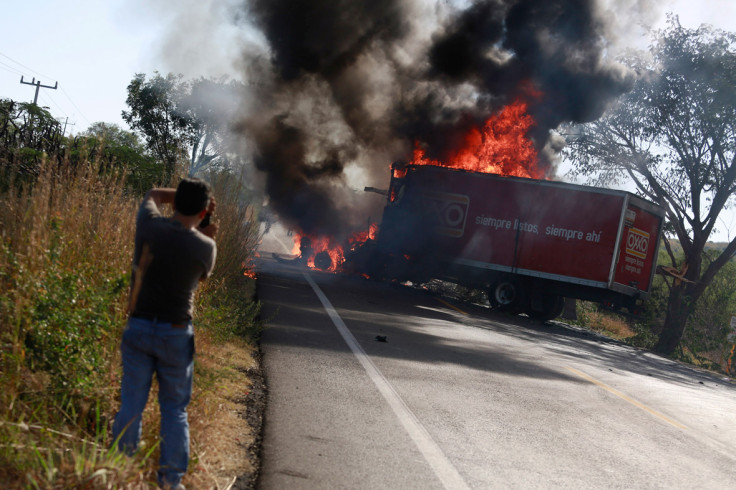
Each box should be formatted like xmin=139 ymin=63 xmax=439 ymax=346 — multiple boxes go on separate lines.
xmin=359 ymin=162 xmax=665 ymax=320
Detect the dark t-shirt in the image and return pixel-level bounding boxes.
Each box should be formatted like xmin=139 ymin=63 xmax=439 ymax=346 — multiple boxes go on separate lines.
xmin=131 ymin=199 xmax=216 ymax=322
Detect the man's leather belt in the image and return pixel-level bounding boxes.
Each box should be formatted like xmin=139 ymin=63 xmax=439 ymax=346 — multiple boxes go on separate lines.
xmin=131 ymin=313 xmax=187 ymax=328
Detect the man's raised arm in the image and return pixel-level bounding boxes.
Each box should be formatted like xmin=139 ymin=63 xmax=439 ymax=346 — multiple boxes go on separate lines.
xmin=143 ymin=188 xmax=177 ymax=208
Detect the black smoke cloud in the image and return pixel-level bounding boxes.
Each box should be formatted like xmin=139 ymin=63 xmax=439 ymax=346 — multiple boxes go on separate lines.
xmin=239 ymin=0 xmax=635 ymax=239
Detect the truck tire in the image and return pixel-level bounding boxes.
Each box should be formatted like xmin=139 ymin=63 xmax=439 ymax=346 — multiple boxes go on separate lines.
xmin=488 ymin=280 xmax=524 ymax=313
xmin=313 ymin=251 xmax=333 ymax=271
xmin=528 ymin=294 xmax=565 ymax=321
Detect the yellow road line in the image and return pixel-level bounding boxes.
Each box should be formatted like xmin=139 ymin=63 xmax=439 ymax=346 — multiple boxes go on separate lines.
xmin=435 ymin=298 xmax=469 ymax=316
xmin=566 ymin=367 xmax=688 ymax=430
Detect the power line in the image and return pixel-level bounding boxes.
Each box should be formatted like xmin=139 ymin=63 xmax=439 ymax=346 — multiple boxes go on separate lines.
xmin=2 ymin=51 xmax=99 ymax=129
xmin=59 ymin=86 xmax=91 ymax=126
xmin=39 ymin=91 xmax=69 ymax=120
xmin=0 ymin=51 xmax=54 ymax=80
xmin=1 ymin=51 xmax=92 ymax=127
xmin=0 ymin=59 xmax=24 ymax=76
xmin=30 ymin=91 xmax=78 ymax=135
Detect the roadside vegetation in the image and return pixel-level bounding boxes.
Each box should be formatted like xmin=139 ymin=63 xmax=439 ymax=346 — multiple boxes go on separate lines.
xmin=638 ymin=246 xmax=736 ymax=373
xmin=1 ymin=96 xmax=262 ymax=486
xmin=568 ymin=241 xmax=736 ymax=375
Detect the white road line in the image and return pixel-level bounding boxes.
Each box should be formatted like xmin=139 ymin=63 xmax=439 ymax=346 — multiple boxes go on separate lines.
xmin=272 ymin=234 xmax=294 ymax=255
xmin=303 ymin=272 xmax=470 ymax=490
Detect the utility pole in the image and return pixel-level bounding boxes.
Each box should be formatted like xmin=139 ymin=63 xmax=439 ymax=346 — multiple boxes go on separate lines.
xmin=20 ymin=76 xmax=58 ymax=105
xmin=60 ymin=117 xmax=76 ymax=137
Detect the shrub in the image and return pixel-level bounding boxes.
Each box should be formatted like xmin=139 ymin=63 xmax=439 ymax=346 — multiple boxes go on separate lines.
xmin=0 ymin=155 xmax=135 ymax=486
xmin=195 ymin=169 xmax=262 ymax=341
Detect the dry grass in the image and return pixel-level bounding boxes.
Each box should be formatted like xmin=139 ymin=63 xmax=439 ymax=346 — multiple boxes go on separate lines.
xmin=1 ymin=156 xmax=138 ymax=487
xmin=0 ymin=156 xmax=263 ymax=488
xmin=576 ymin=302 xmax=636 ymax=339
xmin=185 ymin=335 xmax=259 ymax=489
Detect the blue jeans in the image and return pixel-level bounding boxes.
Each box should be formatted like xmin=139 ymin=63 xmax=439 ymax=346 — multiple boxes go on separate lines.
xmin=112 ymin=316 xmax=194 ymax=488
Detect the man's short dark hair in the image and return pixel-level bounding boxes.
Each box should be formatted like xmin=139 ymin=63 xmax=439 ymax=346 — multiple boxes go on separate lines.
xmin=175 ymin=178 xmax=212 ymax=216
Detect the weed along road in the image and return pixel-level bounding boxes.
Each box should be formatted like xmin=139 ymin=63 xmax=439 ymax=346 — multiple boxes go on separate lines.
xmin=255 ymin=254 xmax=736 ymax=489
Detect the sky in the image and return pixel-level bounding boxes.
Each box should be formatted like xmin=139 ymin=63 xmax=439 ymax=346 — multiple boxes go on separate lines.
xmin=3 ymin=0 xmax=735 ymax=135
xmin=1 ymin=1 xmax=155 ymax=131
xmin=1 ymin=0 xmax=736 ymax=240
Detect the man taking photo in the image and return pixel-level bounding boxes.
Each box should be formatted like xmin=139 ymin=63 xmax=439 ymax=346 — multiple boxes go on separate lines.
xmin=112 ymin=178 xmax=217 ymax=490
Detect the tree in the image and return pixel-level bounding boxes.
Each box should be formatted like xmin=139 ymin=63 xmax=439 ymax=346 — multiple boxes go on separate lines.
xmin=682 ymin=252 xmax=736 ymax=367
xmin=122 ymin=73 xmax=240 ymax=180
xmin=0 ymin=98 xmax=63 ymax=171
xmin=177 ymin=77 xmax=240 ymax=177
xmin=643 ymin=245 xmax=736 ymax=368
xmin=83 ymin=122 xmax=143 ymax=149
xmin=564 ymin=17 xmax=736 ymax=355
xmin=122 ymin=73 xmax=191 ymax=181
xmin=77 ymin=122 xmax=163 ymax=192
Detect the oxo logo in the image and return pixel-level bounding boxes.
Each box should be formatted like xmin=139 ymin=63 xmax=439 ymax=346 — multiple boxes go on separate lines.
xmin=422 ymin=191 xmax=469 ymax=238
xmin=626 ymin=228 xmax=650 ymax=259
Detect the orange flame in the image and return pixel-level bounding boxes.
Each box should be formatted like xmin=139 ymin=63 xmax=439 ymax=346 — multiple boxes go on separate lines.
xmin=290 ymin=233 xmax=342 ymax=271
xmin=347 ymin=223 xmax=379 ymax=247
xmin=392 ymin=166 xmax=408 ymax=179
xmin=292 ymin=224 xmax=379 ymax=273
xmin=241 ymin=260 xmax=257 ymax=279
xmin=410 ymin=94 xmax=543 ymax=179
xmin=291 ymin=90 xmax=543 ymax=274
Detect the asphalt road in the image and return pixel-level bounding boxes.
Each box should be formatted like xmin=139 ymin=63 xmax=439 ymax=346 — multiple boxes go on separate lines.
xmin=255 ymin=241 xmax=736 ymax=489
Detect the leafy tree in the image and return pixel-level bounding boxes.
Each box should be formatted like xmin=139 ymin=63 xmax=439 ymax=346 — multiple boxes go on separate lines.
xmin=122 ymin=73 xmax=240 ymax=180
xmin=77 ymin=122 xmax=163 ymax=192
xmin=682 ymin=253 xmax=736 ymax=365
xmin=0 ymin=98 xmax=63 ymax=173
xmin=643 ymin=244 xmax=736 ymax=367
xmin=564 ymin=18 xmax=736 ymax=355
xmin=83 ymin=122 xmax=143 ymax=149
xmin=177 ymin=77 xmax=241 ymax=176
xmin=122 ymin=73 xmax=190 ymax=181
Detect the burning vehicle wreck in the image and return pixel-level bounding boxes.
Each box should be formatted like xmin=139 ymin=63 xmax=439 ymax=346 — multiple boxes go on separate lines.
xmin=284 ymin=160 xmax=665 ymax=322
xmin=246 ymin=0 xmax=662 ymax=320
xmin=354 ymin=162 xmax=664 ymax=320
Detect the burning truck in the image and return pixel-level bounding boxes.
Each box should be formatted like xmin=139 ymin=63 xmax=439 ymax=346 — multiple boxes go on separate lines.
xmin=244 ymin=0 xmax=657 ymax=320
xmin=343 ymin=161 xmax=665 ymax=321
xmin=286 ymin=97 xmax=665 ymax=321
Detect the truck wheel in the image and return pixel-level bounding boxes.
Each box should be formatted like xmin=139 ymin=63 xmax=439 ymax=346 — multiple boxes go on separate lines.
xmin=313 ymin=251 xmax=333 ymax=271
xmin=488 ymin=281 xmax=523 ymax=312
xmin=528 ymin=295 xmax=565 ymax=321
